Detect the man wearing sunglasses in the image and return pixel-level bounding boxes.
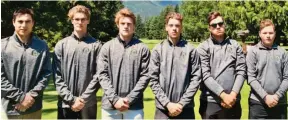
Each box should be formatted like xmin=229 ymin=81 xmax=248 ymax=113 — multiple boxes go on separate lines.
xmin=53 ymin=5 xmax=102 ymax=119
xmin=246 ymin=19 xmax=287 ymax=119
xmin=197 ymin=11 xmax=246 ymax=119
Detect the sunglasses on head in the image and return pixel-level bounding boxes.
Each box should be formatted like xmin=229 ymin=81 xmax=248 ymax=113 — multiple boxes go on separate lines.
xmin=209 ymin=22 xmax=224 ymax=28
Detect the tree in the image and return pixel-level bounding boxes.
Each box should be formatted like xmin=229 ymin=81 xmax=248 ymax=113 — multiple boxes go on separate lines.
xmin=1 ymin=1 xmax=124 ymax=50
xmin=181 ymin=1 xmax=218 ymax=41
xmin=175 ymin=4 xmax=179 ymax=12
xmin=135 ymin=14 xmax=145 ymax=38
xmin=180 ymin=1 xmax=288 ymax=45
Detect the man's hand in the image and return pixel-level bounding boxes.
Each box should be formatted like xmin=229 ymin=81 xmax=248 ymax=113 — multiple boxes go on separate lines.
xmin=264 ymin=95 xmax=278 ymax=108
xmin=271 ymin=94 xmax=279 ymax=102
xmin=71 ymin=97 xmax=85 ymax=112
xmin=221 ymin=91 xmax=238 ymax=109
xmin=15 ymin=104 xmax=26 ymax=112
xmin=114 ymin=98 xmax=129 ymax=112
xmin=15 ymin=93 xmax=35 ymax=112
xmin=220 ymin=92 xmax=236 ymax=108
xmin=167 ymin=102 xmax=183 ymax=117
xmin=220 ymin=101 xmax=230 ymax=109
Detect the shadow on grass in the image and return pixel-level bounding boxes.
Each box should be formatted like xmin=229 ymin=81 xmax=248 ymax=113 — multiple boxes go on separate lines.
xmin=43 ymin=93 xmax=58 ymax=103
xmin=45 ymin=78 xmax=56 ymax=92
xmin=42 ymin=108 xmax=57 ymax=115
xmin=144 ymin=98 xmax=154 ymax=101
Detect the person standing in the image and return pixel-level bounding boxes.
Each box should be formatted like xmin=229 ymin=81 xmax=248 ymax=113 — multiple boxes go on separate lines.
xmin=149 ymin=12 xmax=201 ymax=119
xmin=1 ymin=8 xmax=52 ymax=119
xmin=246 ymin=19 xmax=288 ymax=119
xmin=84 ymin=8 xmax=150 ymax=119
xmin=53 ymin=5 xmax=102 ymax=119
xmin=197 ymin=11 xmax=246 ymax=119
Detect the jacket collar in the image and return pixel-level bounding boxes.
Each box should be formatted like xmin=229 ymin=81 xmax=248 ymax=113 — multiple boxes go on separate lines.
xmin=71 ymin=32 xmax=90 ymax=41
xmin=208 ymin=34 xmax=230 ymax=45
xmin=166 ymin=35 xmax=186 ymax=47
xmin=12 ymin=32 xmax=34 ymax=47
xmin=256 ymin=41 xmax=278 ymax=50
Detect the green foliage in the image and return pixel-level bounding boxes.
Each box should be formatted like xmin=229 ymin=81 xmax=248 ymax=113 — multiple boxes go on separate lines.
xmin=175 ymin=4 xmax=179 ymax=13
xmin=144 ymin=5 xmax=175 ymax=40
xmin=181 ymin=1 xmax=218 ymax=42
xmin=135 ymin=14 xmax=145 ymax=38
xmin=142 ymin=1 xmax=288 ymax=45
xmin=1 ymin=1 xmax=124 ymax=50
xmin=180 ymin=1 xmax=288 ymax=44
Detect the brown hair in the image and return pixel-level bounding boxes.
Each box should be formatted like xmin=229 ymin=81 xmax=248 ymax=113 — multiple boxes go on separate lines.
xmin=68 ymin=5 xmax=91 ymax=20
xmin=207 ymin=11 xmax=223 ymax=24
xmin=115 ymin=8 xmax=136 ymax=25
xmin=259 ymin=19 xmax=275 ymax=31
xmin=165 ymin=12 xmax=183 ymax=25
xmin=13 ymin=8 xmax=34 ymax=21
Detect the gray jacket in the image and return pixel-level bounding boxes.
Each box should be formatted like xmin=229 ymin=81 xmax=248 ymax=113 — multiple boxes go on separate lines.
xmin=53 ymin=33 xmax=102 ymax=108
xmin=246 ymin=42 xmax=288 ymax=104
xmin=85 ymin=36 xmax=150 ymax=110
xmin=149 ymin=39 xmax=201 ymax=110
xmin=1 ymin=33 xmax=51 ymax=115
xmin=197 ymin=36 xmax=246 ymax=103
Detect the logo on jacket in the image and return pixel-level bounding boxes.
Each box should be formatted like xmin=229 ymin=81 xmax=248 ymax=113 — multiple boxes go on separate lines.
xmin=31 ymin=50 xmax=40 ymax=56
xmin=131 ymin=49 xmax=137 ymax=55
xmin=180 ymin=51 xmax=186 ymax=59
xmin=273 ymin=55 xmax=281 ymax=61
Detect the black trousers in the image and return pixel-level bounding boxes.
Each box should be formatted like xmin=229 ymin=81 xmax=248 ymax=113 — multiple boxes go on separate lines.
xmin=199 ymin=100 xmax=242 ymax=119
xmin=154 ymin=107 xmax=195 ymax=119
xmin=58 ymin=104 xmax=97 ymax=119
xmin=249 ymin=99 xmax=287 ymax=119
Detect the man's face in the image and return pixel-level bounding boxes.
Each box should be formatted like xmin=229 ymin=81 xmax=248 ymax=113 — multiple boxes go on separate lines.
xmin=259 ymin=25 xmax=275 ymax=47
xmin=72 ymin=13 xmax=89 ymax=32
xmin=209 ymin=16 xmax=225 ymax=37
xmin=13 ymin=14 xmax=34 ymax=37
xmin=165 ymin=18 xmax=182 ymax=40
xmin=117 ymin=17 xmax=135 ymax=38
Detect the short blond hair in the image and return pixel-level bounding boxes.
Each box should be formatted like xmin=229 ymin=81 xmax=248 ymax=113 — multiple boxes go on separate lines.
xmin=259 ymin=19 xmax=275 ymax=31
xmin=115 ymin=8 xmax=136 ymax=25
xmin=68 ymin=5 xmax=91 ymax=20
xmin=165 ymin=12 xmax=183 ymax=25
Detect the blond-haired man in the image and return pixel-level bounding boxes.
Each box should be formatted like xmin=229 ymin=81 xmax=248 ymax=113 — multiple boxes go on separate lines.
xmin=53 ymin=5 xmax=102 ymax=119
xmin=149 ymin=12 xmax=201 ymax=119
xmin=84 ymin=8 xmax=150 ymax=119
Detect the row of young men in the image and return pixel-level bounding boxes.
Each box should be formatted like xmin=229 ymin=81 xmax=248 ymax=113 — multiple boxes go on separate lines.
xmin=1 ymin=5 xmax=287 ymax=119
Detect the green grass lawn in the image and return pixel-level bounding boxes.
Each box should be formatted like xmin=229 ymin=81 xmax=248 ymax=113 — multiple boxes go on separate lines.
xmin=42 ymin=39 xmax=287 ymax=119
xmin=42 ymin=81 xmax=251 ymax=119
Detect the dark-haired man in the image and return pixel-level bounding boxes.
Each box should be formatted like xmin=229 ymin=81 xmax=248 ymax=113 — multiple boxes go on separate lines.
xmin=197 ymin=11 xmax=246 ymax=119
xmin=1 ymin=8 xmax=52 ymax=119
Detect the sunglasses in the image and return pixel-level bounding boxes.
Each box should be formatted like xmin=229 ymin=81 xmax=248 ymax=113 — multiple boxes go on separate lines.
xmin=209 ymin=22 xmax=224 ymax=28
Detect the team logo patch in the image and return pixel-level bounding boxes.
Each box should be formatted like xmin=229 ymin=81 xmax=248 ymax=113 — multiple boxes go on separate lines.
xmin=131 ymin=49 xmax=137 ymax=55
xmin=83 ymin=48 xmax=90 ymax=53
xmin=180 ymin=51 xmax=186 ymax=59
xmin=227 ymin=47 xmax=233 ymax=53
xmin=274 ymin=55 xmax=280 ymax=61
xmin=31 ymin=50 xmax=40 ymax=56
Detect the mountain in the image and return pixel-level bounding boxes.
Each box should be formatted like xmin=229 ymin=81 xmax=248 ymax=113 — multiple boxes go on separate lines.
xmin=122 ymin=1 xmax=180 ymax=20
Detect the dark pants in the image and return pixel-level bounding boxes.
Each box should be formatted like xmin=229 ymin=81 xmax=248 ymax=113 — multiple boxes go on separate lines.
xmin=58 ymin=104 xmax=97 ymax=119
xmin=154 ymin=107 xmax=195 ymax=119
xmin=249 ymin=99 xmax=287 ymax=119
xmin=199 ymin=100 xmax=242 ymax=119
